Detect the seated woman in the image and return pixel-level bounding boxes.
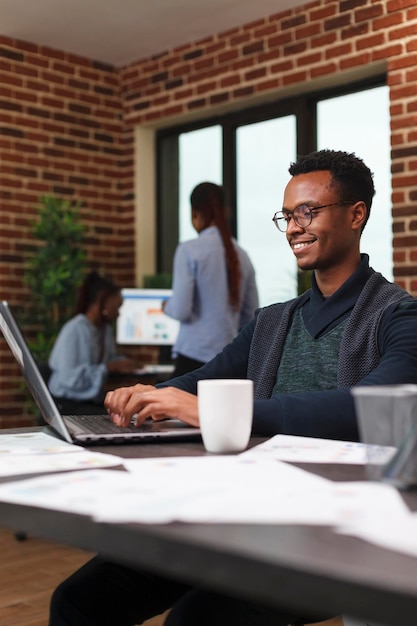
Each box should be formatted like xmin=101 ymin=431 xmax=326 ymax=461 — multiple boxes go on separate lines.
xmin=48 ymin=271 xmax=136 ymax=414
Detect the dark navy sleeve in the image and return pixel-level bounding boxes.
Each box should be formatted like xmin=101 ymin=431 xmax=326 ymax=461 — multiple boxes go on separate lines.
xmin=253 ymin=300 xmax=417 ymax=442
xmin=157 ymin=317 xmax=256 ymax=393
xmin=359 ymin=300 xmax=417 ymax=385
xmin=159 ymin=300 xmax=417 ymax=443
xmin=253 ymin=390 xmax=358 ymax=441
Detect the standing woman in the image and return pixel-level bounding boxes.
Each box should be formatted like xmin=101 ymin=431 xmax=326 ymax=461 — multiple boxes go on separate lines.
xmin=48 ymin=271 xmax=135 ymax=411
xmin=164 ymin=182 xmax=259 ymax=376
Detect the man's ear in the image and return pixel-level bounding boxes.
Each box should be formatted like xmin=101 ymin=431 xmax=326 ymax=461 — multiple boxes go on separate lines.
xmin=351 ymin=201 xmax=367 ymax=231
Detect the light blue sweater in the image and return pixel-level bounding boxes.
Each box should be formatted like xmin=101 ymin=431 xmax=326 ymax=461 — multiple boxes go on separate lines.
xmin=164 ymin=226 xmax=259 ymax=363
xmin=48 ymin=314 xmax=122 ymax=401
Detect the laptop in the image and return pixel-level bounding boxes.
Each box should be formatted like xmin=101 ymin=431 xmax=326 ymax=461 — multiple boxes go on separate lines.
xmin=0 ymin=301 xmax=201 ymax=445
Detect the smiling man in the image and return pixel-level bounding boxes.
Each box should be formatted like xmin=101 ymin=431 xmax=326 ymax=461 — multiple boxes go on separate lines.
xmin=50 ymin=150 xmax=417 ymax=626
xmin=103 ymin=149 xmax=417 ymax=444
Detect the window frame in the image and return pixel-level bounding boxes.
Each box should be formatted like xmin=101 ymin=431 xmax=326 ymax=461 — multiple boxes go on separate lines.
xmin=156 ymin=74 xmax=386 ymax=274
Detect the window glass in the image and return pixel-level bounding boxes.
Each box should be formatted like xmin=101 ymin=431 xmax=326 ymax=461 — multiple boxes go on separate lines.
xmin=236 ymin=116 xmax=297 ymax=306
xmin=318 ymin=86 xmax=392 ymax=279
xmin=158 ymin=78 xmax=389 ymax=298
xmin=178 ymin=126 xmax=222 ymax=243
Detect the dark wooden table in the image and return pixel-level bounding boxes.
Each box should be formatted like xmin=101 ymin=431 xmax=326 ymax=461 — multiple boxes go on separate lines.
xmin=1 ymin=427 xmax=417 ymax=626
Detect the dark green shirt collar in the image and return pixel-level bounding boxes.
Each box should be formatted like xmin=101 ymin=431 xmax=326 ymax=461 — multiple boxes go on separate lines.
xmin=301 ymin=254 xmax=374 ymax=338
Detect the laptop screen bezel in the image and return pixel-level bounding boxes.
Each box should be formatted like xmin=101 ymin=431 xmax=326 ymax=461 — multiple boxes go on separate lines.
xmin=0 ymin=301 xmax=72 ymax=443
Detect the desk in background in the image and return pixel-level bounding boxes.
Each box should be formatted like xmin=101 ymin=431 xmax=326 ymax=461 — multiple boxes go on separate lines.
xmin=105 ymin=364 xmax=175 ymax=393
xmin=0 ymin=426 xmax=417 ymax=626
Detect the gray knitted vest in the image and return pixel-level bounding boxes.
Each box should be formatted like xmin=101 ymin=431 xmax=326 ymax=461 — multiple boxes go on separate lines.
xmin=247 ymin=271 xmax=414 ymax=400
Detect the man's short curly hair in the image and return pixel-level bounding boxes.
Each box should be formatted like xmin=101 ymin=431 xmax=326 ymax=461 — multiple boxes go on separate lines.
xmin=289 ymin=149 xmax=375 ymax=231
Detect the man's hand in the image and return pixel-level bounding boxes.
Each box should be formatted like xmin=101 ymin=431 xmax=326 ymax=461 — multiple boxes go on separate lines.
xmin=105 ymin=384 xmax=199 ymax=428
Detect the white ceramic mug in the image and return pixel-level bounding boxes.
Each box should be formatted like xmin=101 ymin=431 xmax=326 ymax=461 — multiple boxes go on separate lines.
xmin=197 ymin=379 xmax=253 ymax=453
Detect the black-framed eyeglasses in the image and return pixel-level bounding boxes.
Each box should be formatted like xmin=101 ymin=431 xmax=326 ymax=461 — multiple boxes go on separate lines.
xmin=272 ymin=202 xmax=354 ymax=232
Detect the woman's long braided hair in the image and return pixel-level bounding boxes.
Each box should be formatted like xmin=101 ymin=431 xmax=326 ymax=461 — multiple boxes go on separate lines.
xmin=190 ymin=182 xmax=241 ymax=311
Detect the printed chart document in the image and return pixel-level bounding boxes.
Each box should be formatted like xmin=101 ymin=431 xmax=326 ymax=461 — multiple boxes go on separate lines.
xmin=241 ymin=434 xmax=396 ymax=465
xmin=114 ymin=456 xmax=332 ymax=524
xmin=0 ymin=434 xmax=415 ymax=558
xmin=0 ymin=458 xmax=332 ymax=523
xmin=102 ymin=456 xmax=406 ymax=526
xmin=0 ymin=455 xmax=408 ymax=534
xmin=0 ymin=432 xmax=78 ymax=455
xmin=0 ymin=431 xmax=123 ymax=477
xmin=0 ymin=469 xmax=131 ymax=515
xmin=338 ymin=510 xmax=417 ymax=558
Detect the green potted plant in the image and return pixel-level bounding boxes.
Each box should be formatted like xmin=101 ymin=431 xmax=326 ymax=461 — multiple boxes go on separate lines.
xmin=143 ymin=273 xmax=173 ymax=289
xmin=23 ymin=195 xmax=88 ymax=362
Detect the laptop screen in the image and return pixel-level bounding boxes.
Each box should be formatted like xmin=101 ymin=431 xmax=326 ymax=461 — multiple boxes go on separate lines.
xmin=116 ymin=288 xmax=180 ymax=346
xmin=0 ymin=301 xmax=73 ymax=443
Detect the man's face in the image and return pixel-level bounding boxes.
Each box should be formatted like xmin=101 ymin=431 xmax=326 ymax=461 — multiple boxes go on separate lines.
xmin=282 ymin=170 xmax=359 ymax=272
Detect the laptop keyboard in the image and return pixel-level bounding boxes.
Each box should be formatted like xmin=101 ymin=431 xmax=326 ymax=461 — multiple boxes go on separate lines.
xmin=64 ymin=414 xmax=144 ymax=434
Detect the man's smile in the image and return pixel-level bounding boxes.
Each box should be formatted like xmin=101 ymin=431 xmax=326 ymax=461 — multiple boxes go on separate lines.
xmin=289 ymin=237 xmax=316 ymax=252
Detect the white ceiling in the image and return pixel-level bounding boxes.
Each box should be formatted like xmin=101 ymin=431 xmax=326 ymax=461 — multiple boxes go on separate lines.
xmin=0 ymin=0 xmax=308 ymax=67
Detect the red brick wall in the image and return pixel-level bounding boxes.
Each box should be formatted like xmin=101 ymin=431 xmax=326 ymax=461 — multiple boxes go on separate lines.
xmin=1 ymin=0 xmax=417 ymax=425
xmin=0 ymin=41 xmax=138 ymax=425
xmin=119 ymin=0 xmax=417 ymax=293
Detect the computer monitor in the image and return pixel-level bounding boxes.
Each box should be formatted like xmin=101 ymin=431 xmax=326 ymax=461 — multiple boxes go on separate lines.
xmin=116 ymin=288 xmax=180 ymax=346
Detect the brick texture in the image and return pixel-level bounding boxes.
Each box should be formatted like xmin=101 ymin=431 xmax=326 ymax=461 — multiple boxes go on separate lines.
xmin=0 ymin=41 xmax=139 ymax=425
xmin=1 ymin=0 xmax=417 ymax=424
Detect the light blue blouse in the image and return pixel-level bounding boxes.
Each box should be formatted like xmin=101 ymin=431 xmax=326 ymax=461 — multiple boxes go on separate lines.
xmin=164 ymin=226 xmax=259 ymax=363
xmin=48 ymin=314 xmax=122 ymax=401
